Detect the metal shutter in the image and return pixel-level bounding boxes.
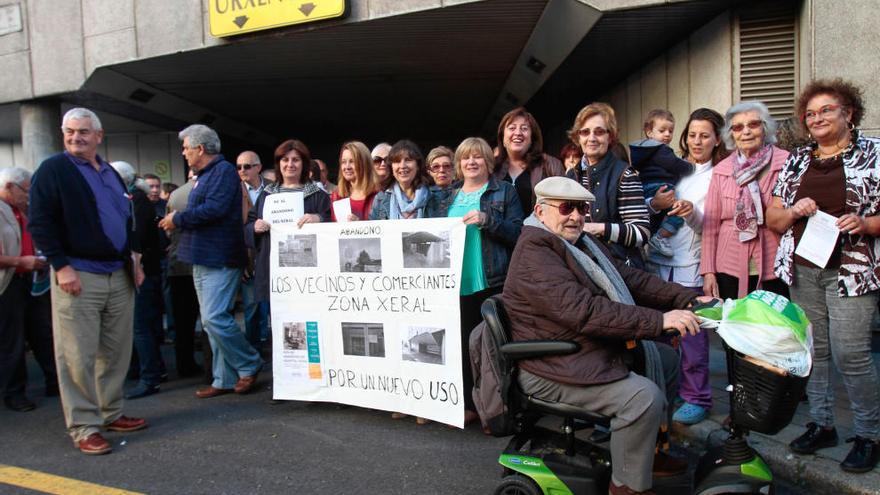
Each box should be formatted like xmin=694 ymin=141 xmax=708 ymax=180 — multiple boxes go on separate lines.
xmin=737 ymin=4 xmax=798 ymax=118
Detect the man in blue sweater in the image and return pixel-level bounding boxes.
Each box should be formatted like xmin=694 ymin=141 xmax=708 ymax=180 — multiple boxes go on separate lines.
xmin=28 ymin=108 xmax=147 ymax=455
xmin=159 ymin=125 xmax=262 ymax=398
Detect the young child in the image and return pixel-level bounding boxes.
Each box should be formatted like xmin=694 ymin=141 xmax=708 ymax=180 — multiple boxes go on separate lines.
xmin=630 ymin=109 xmax=694 ymax=257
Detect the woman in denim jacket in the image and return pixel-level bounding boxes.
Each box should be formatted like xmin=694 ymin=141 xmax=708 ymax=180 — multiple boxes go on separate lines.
xmin=427 ymin=137 xmax=524 ymax=426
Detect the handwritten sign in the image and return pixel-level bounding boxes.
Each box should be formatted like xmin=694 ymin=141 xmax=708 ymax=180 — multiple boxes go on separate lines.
xmin=264 ymin=192 xmax=304 ymax=226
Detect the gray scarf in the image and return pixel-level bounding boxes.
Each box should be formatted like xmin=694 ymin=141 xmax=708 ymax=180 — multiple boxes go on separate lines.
xmin=524 ymin=214 xmax=666 ymax=418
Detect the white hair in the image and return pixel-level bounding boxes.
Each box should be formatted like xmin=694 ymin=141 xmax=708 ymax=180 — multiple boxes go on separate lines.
xmin=132 ymin=177 xmax=151 ymax=194
xmin=0 ymin=167 xmax=31 ymax=189
xmin=371 ymin=142 xmax=391 ymax=157
xmin=179 ymin=124 xmax=221 ymax=155
xmin=62 ymin=107 xmax=103 ymax=131
xmin=722 ymin=101 xmax=778 ymax=151
xmin=110 ymin=161 xmax=136 ymax=187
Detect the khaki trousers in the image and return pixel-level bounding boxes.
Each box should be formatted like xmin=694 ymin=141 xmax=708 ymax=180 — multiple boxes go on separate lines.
xmin=52 ymin=269 xmax=134 ymax=442
xmin=519 ymin=369 xmax=665 ymax=492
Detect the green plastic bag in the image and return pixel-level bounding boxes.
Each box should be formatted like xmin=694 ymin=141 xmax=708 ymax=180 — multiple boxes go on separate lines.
xmin=695 ymin=290 xmax=812 ymax=377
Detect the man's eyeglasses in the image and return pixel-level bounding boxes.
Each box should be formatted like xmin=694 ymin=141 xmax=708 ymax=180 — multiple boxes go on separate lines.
xmin=803 ymin=104 xmax=842 ymax=123
xmin=543 ymin=201 xmax=588 ymax=216
xmin=576 ymin=127 xmax=608 ymax=138
xmin=12 ymin=182 xmax=29 ymax=194
xmin=373 ymin=157 xmax=386 ymax=164
xmin=237 ymin=163 xmax=259 ymax=171
xmin=729 ymin=120 xmax=763 ymax=133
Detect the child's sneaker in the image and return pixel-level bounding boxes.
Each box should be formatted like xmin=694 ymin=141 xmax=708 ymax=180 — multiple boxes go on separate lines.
xmin=648 ymin=232 xmax=674 ymax=257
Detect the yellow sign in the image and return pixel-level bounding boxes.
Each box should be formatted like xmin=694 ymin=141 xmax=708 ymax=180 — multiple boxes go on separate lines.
xmin=209 ymin=0 xmax=347 ymax=37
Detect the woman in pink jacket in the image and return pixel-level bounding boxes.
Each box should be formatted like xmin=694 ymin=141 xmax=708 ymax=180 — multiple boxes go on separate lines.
xmin=701 ymin=101 xmax=790 ymax=299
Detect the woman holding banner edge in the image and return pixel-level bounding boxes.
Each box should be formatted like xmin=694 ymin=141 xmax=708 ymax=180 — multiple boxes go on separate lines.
xmin=245 ymin=139 xmax=331 ymax=315
xmin=427 ymin=137 xmax=525 ymax=426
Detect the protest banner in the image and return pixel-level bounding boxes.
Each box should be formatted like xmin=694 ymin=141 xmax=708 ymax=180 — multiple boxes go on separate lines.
xmin=270 ymin=218 xmax=467 ymax=427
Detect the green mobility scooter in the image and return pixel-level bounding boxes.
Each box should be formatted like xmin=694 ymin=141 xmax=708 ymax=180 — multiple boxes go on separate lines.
xmin=479 ymin=296 xmax=808 ymax=495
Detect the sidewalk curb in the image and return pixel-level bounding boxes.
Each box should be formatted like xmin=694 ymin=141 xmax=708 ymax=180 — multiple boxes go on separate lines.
xmin=672 ymin=419 xmax=880 ymax=495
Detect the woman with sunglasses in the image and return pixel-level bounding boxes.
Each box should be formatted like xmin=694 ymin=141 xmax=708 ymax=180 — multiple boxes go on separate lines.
xmin=330 ymin=141 xmax=378 ymax=221
xmin=700 ymin=101 xmax=789 ymax=300
xmin=245 ymin=139 xmax=331 ymax=309
xmin=494 ymin=107 xmax=564 ymax=214
xmin=427 ymin=136 xmax=524 ymax=427
xmin=371 ymin=142 xmax=391 ymax=182
xmin=765 ymin=80 xmax=880 ymax=472
xmin=565 ymin=102 xmax=651 ymax=268
xmin=426 ymin=146 xmax=456 ymax=188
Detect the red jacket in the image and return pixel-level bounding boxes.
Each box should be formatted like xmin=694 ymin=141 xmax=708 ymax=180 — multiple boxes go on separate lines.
xmin=503 ymin=226 xmax=695 ymax=385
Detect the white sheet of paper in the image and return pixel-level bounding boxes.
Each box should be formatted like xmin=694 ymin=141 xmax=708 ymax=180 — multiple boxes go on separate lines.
xmin=794 ymin=210 xmax=840 ymax=268
xmin=333 ymin=197 xmax=352 ymax=222
xmin=263 ymin=192 xmax=304 ymax=227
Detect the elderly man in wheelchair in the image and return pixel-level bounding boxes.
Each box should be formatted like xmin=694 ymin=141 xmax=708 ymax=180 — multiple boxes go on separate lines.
xmin=500 ymin=177 xmax=713 ymax=495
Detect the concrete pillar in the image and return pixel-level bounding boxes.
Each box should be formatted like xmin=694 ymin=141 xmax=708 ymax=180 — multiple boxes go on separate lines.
xmin=20 ymin=100 xmax=62 ymax=171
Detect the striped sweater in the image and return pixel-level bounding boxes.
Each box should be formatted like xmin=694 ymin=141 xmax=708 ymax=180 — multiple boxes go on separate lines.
xmin=580 ymin=166 xmax=651 ymax=248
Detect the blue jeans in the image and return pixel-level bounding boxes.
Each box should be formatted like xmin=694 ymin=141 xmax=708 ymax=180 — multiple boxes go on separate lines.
xmin=133 ymin=274 xmax=165 ymax=387
xmin=790 ymin=265 xmax=880 ymax=439
xmin=192 ymin=265 xmax=261 ymax=389
xmin=643 ymin=181 xmax=683 ymax=233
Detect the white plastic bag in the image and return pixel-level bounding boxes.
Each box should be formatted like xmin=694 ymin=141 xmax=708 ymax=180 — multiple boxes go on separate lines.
xmin=695 ymin=290 xmax=813 ymax=377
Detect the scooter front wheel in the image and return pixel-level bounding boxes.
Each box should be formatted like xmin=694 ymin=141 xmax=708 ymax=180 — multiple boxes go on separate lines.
xmin=494 ymin=474 xmax=542 ymax=495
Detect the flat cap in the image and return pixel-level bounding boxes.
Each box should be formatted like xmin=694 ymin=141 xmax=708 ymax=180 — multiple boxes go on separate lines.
xmin=534 ymin=176 xmax=595 ymax=202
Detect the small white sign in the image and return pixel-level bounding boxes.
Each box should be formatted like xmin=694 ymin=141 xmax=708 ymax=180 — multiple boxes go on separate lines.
xmin=794 ymin=210 xmax=840 ymax=268
xmin=333 ymin=197 xmax=352 ymax=222
xmin=0 ymin=4 xmax=22 ymax=37
xmin=263 ymin=192 xmax=304 ymax=227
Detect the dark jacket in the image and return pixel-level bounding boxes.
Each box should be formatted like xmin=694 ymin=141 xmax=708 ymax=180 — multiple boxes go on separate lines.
xmin=503 ymin=226 xmax=695 ymax=385
xmin=426 ymin=176 xmax=524 ymax=288
xmin=28 ymin=152 xmax=136 ymax=271
xmin=173 ymin=155 xmax=246 ymax=268
xmin=131 ymin=188 xmax=162 ymax=276
xmin=494 ymin=154 xmax=565 ymax=214
xmin=245 ymin=186 xmax=331 ymax=302
xmin=629 ymin=139 xmax=694 ymax=185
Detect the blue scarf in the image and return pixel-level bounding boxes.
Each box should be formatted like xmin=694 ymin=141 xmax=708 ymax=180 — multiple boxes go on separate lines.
xmin=390 ymin=183 xmax=429 ymax=219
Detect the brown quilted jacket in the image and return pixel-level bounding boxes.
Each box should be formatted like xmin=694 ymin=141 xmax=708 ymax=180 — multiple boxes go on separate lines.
xmin=503 ymin=226 xmax=695 ymax=385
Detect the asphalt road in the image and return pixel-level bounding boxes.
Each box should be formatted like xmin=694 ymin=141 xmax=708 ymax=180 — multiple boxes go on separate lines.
xmin=0 ymin=348 xmax=809 ymax=495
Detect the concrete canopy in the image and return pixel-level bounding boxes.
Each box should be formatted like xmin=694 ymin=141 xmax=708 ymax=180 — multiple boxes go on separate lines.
xmin=52 ymin=0 xmax=740 ymax=163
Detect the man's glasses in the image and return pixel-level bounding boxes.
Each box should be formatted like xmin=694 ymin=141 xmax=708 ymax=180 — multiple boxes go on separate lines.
xmin=543 ymin=201 xmax=588 ymax=216
xmin=729 ymin=120 xmax=763 ymax=133
xmin=237 ymin=163 xmax=258 ymax=171
xmin=12 ymin=182 xmax=29 ymax=194
xmin=576 ymin=127 xmax=608 ymax=138
xmin=373 ymin=157 xmax=386 ymax=164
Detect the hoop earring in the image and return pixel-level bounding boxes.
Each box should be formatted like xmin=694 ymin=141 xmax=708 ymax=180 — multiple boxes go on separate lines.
xmin=847 ymin=121 xmax=855 ymax=131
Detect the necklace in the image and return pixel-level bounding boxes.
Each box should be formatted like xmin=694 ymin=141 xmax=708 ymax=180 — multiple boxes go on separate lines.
xmin=812 ymin=133 xmax=853 ymax=160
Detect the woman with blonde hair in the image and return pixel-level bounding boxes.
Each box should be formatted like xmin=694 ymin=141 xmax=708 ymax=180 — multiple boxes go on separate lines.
xmin=331 ymin=141 xmax=378 ymax=221
xmin=428 ymin=136 xmax=524 ymax=426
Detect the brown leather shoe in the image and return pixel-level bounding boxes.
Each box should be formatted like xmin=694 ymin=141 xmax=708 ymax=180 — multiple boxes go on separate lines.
xmin=652 ymin=451 xmax=688 ymax=477
xmin=196 ymin=386 xmax=233 ymax=398
xmin=234 ymin=373 xmax=258 ymax=394
xmin=105 ymin=415 xmax=148 ymax=432
xmin=608 ymin=480 xmax=655 ymax=495
xmin=78 ymin=433 xmax=112 ymax=455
